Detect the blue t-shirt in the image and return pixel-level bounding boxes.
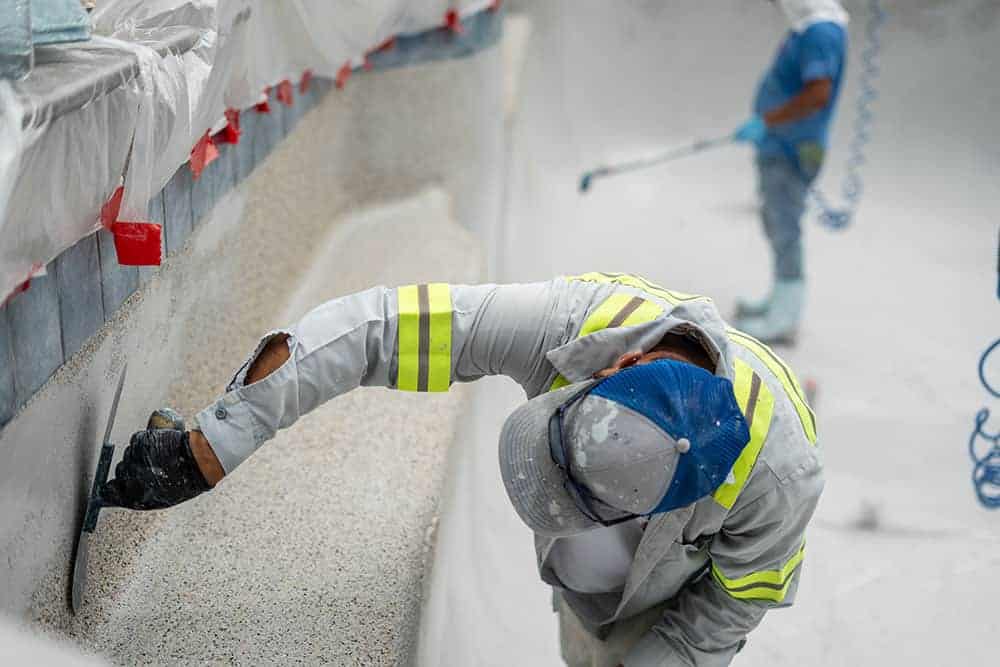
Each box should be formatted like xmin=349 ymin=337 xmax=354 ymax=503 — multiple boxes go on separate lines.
xmin=754 ymin=22 xmax=847 ymax=162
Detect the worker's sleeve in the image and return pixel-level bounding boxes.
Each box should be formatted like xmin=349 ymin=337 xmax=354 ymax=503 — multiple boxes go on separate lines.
xmin=194 ymin=281 xmax=582 ymax=473
xmin=799 ymin=23 xmax=846 ymax=84
xmin=623 ymin=471 xmax=823 ymax=667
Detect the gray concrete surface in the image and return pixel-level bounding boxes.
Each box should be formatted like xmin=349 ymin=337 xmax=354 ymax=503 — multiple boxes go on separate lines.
xmin=2 ymin=40 xmax=501 ymax=665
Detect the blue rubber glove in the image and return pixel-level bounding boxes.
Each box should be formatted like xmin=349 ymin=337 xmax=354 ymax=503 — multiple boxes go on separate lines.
xmin=733 ymin=115 xmax=767 ymax=144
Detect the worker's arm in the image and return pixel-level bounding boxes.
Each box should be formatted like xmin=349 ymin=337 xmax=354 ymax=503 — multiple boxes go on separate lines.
xmin=735 ymin=23 xmax=845 ymax=144
xmin=196 ymin=281 xmax=594 ymax=473
xmin=106 ymin=280 xmax=601 ymax=507
xmin=767 ymin=20 xmax=845 ymax=128
xmin=734 ymin=78 xmax=832 ymax=143
xmin=762 ymin=78 xmax=832 ymax=127
xmin=623 ymin=467 xmax=823 ymax=667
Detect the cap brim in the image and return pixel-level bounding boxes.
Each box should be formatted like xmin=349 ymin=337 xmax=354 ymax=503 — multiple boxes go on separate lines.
xmin=499 ymin=381 xmax=599 ymax=537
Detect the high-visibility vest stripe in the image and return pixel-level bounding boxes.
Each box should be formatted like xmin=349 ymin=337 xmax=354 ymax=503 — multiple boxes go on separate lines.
xmin=726 ymin=327 xmax=817 ymax=445
xmin=711 ymin=542 xmax=806 ymax=603
xmin=397 ymin=283 xmax=452 ymax=392
xmin=548 ymin=291 xmax=665 ymax=391
xmin=713 ymin=359 xmax=774 ymax=510
xmin=578 ymin=293 xmax=665 ymax=337
xmin=568 ymin=271 xmax=707 ymax=306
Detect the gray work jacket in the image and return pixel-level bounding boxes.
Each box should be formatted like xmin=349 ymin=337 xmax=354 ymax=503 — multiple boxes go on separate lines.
xmin=196 ymin=275 xmax=824 ymax=667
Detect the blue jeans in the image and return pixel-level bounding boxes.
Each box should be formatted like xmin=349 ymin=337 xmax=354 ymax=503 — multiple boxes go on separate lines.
xmin=755 ymin=154 xmax=820 ymax=281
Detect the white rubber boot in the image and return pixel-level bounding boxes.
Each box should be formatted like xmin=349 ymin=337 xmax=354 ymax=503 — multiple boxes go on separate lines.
xmin=734 ymin=290 xmax=772 ymax=319
xmin=734 ymin=279 xmax=804 ymax=344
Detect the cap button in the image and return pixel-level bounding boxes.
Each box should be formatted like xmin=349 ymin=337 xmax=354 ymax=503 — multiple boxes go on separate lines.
xmin=215 ymin=406 xmax=228 ymax=420
xmin=676 ymin=437 xmax=691 ymax=453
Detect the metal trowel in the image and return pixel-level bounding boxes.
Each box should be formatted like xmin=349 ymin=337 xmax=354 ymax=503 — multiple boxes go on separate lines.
xmin=70 ymin=364 xmax=128 ymax=614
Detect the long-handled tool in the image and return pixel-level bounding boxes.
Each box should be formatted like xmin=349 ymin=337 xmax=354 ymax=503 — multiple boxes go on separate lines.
xmin=71 ymin=364 xmax=127 ymax=614
xmin=578 ymin=134 xmax=733 ymax=194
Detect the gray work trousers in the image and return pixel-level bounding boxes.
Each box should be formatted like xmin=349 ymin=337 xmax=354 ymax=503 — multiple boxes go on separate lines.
xmin=756 ymin=153 xmax=821 ymax=281
xmin=557 ymin=595 xmax=667 ymax=667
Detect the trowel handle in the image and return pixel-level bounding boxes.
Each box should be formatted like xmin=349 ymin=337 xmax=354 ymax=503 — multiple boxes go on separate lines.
xmin=82 ymin=443 xmax=116 ymax=532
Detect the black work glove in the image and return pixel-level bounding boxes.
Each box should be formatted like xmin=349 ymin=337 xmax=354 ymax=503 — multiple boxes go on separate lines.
xmin=101 ymin=429 xmax=211 ymax=510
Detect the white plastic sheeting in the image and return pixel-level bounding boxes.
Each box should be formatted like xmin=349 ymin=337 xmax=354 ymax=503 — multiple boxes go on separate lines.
xmin=0 ymin=0 xmax=498 ymax=300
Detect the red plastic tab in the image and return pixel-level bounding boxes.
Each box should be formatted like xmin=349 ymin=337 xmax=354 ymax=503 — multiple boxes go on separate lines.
xmin=190 ymin=131 xmax=219 ymax=180
xmin=112 ymin=222 xmax=163 ymax=266
xmin=256 ymin=86 xmax=272 ymax=113
xmin=276 ymin=79 xmax=294 ymax=107
xmin=100 ymin=186 xmax=124 ymax=230
xmin=219 ymin=108 xmax=241 ymax=145
xmin=3 ymin=278 xmax=31 ymax=305
xmin=489 ymin=0 xmax=502 ymax=11
xmin=335 ymin=62 xmax=352 ymax=90
xmin=373 ymin=36 xmax=396 ymax=54
xmin=445 ymin=9 xmax=464 ymax=34
xmin=300 ymin=69 xmax=313 ymax=94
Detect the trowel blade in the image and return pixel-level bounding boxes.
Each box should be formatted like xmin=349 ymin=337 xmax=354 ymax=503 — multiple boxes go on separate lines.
xmin=70 ymin=530 xmax=91 ymax=614
xmin=70 ymin=365 xmax=127 ymax=614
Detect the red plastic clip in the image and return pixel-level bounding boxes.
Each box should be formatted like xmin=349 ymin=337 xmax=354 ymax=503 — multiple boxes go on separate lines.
xmin=100 ymin=185 xmax=163 ymax=266
xmin=445 ymin=9 xmax=464 ymax=34
xmin=489 ymin=0 xmax=502 ymax=11
xmin=374 ymin=36 xmax=397 ymax=54
xmin=276 ymin=79 xmax=294 ymax=107
xmin=300 ymin=69 xmax=313 ymax=94
xmin=335 ymin=62 xmax=352 ymax=90
xmin=112 ymin=221 xmax=163 ymax=266
xmin=256 ymin=86 xmax=272 ymax=113
xmin=100 ymin=185 xmax=124 ymax=230
xmin=219 ymin=109 xmax=241 ymax=145
xmin=3 ymin=276 xmax=32 ymax=305
xmin=190 ymin=131 xmax=219 ymax=180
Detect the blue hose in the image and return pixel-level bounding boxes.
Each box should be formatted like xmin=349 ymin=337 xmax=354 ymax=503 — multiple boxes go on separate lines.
xmin=970 ymin=231 xmax=1000 ymax=508
xmin=969 ymin=405 xmax=1000 ymax=509
xmin=811 ymin=0 xmax=887 ymax=230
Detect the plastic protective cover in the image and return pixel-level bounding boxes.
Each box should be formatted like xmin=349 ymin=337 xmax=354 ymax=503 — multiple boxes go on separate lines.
xmin=0 ymin=0 xmax=496 ymax=300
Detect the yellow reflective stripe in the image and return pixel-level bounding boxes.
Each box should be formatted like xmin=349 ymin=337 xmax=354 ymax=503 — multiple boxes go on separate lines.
xmin=548 ymin=292 xmax=665 ymax=391
xmin=567 ymin=272 xmax=706 ymax=306
xmin=713 ymin=360 xmax=774 ymax=510
xmin=712 ymin=542 xmax=806 ymax=603
xmin=397 ymin=286 xmax=420 ymax=391
xmin=396 ymin=283 xmax=452 ymax=392
xmin=726 ymin=328 xmax=817 ymax=445
xmin=578 ymin=293 xmax=665 ymax=337
xmin=619 ymin=298 xmax=665 ymax=328
xmin=549 ymin=375 xmax=571 ymax=391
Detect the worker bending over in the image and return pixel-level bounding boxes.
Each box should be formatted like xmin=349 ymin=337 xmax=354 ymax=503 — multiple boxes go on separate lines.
xmin=105 ymin=273 xmax=823 ymax=667
xmin=733 ymin=0 xmax=849 ymax=342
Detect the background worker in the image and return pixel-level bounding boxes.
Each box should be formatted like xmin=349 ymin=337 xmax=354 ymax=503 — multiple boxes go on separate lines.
xmin=732 ymin=0 xmax=849 ymax=342
xmin=103 ymin=274 xmax=823 ymax=666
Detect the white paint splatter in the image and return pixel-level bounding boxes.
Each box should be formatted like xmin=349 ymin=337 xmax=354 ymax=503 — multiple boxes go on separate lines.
xmin=590 ymin=405 xmax=618 ymax=444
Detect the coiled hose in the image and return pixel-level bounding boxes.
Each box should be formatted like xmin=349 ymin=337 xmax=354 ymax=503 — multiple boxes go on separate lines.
xmin=811 ymin=0 xmax=887 ymax=230
xmin=970 ymin=231 xmax=1000 ymax=509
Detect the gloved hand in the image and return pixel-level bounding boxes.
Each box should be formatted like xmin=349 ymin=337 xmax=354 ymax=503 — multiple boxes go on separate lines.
xmin=733 ymin=115 xmax=767 ymax=144
xmin=101 ymin=428 xmax=212 ymax=510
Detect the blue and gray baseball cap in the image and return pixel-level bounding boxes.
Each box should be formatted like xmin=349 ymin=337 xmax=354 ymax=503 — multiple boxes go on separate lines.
xmin=499 ymin=359 xmax=750 ymax=537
